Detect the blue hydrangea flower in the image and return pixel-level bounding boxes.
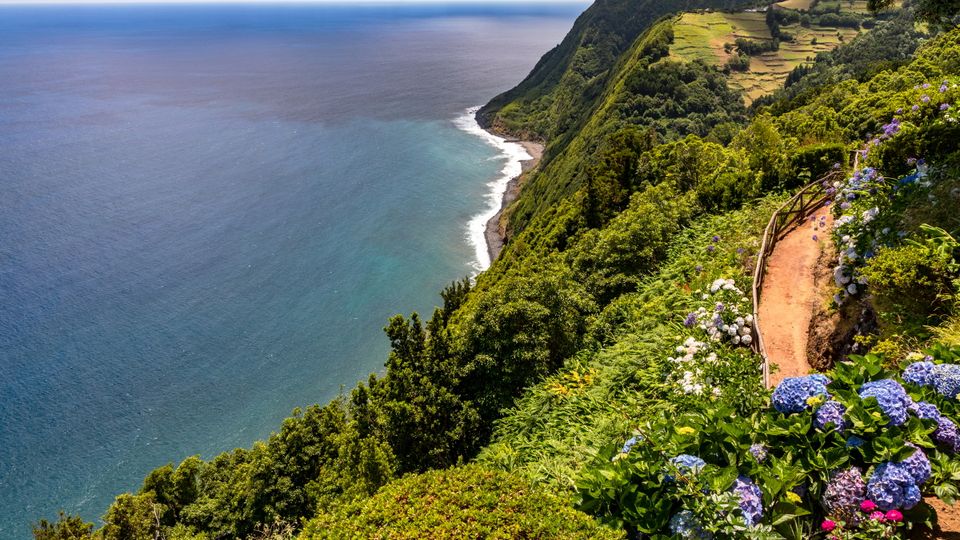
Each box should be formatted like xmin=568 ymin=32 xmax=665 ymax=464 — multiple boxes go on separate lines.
xmin=822 ymin=467 xmax=866 ymax=522
xmin=846 ymin=436 xmax=866 ymax=448
xmin=903 ymin=361 xmax=936 ymax=387
xmin=859 ymin=379 xmax=912 ymax=425
xmin=669 ymin=510 xmax=713 ymax=539
xmin=772 ymin=375 xmax=830 ymax=413
xmin=733 ymin=475 xmax=763 ymax=526
xmin=667 ymin=454 xmax=706 ymax=481
xmin=749 ymin=443 xmax=768 ymax=463
xmin=902 ymin=444 xmax=931 ymax=485
xmin=815 ymin=400 xmax=848 ymax=432
xmin=932 ymin=364 xmax=960 ymax=399
xmin=620 ymin=436 xmax=639 ymax=455
xmin=809 ymin=374 xmax=831 ymax=386
xmin=912 ymin=401 xmax=942 ymax=422
xmin=867 ymin=462 xmax=923 ymax=511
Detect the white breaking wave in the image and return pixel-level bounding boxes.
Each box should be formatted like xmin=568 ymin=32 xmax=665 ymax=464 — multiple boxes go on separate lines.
xmin=453 ymin=106 xmax=532 ymax=272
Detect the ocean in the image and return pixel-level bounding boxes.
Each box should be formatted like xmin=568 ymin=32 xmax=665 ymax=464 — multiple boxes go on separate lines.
xmin=0 ymin=3 xmax=583 ymax=535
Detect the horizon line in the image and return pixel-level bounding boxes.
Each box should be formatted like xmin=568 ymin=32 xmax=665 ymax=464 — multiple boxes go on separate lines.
xmin=0 ymin=0 xmax=590 ymax=5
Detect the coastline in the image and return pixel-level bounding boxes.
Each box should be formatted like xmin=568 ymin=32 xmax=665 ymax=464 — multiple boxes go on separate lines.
xmin=455 ymin=106 xmax=543 ymax=272
xmin=483 ymin=138 xmax=543 ymax=263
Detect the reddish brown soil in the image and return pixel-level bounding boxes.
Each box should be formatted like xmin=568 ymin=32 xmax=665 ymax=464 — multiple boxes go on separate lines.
xmin=759 ymin=212 xmax=834 ymax=387
xmin=913 ymin=498 xmax=960 ymax=539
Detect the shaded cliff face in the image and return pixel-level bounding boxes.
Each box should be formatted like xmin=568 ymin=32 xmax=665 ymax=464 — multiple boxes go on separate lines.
xmin=477 ymin=0 xmax=758 ymax=143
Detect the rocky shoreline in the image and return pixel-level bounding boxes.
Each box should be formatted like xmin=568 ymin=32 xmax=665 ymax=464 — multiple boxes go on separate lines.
xmin=484 ymin=138 xmax=544 ymax=262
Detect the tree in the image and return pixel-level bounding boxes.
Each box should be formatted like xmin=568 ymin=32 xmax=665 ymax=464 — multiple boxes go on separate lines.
xmin=870 ymin=0 xmax=960 ymax=29
xmin=33 ymin=513 xmax=93 ymax=540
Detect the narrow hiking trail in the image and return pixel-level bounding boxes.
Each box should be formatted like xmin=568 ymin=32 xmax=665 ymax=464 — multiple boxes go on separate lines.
xmin=758 ymin=211 xmax=833 ymax=387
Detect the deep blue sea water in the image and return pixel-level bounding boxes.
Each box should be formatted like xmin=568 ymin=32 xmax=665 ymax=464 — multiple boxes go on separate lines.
xmin=0 ymin=3 xmax=584 ymax=535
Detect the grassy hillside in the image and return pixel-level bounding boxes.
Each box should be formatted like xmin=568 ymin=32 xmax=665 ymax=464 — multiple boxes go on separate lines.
xmin=487 ymin=1 xmax=899 ymax=240
xmin=477 ymin=0 xmax=762 ymax=144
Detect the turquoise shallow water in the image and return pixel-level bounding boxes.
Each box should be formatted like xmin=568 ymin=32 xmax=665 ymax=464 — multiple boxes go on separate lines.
xmin=0 ymin=4 xmax=583 ymax=535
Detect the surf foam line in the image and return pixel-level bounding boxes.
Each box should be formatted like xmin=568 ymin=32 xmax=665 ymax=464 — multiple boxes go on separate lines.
xmin=454 ymin=106 xmax=531 ymax=272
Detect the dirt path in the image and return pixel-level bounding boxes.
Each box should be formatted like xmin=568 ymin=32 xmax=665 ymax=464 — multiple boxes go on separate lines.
xmin=759 ymin=211 xmax=834 ymax=387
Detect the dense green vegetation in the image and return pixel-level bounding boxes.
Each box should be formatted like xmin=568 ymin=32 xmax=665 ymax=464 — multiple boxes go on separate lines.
xmin=35 ymin=0 xmax=960 ymax=538
xmin=301 ymin=466 xmax=624 ymax=539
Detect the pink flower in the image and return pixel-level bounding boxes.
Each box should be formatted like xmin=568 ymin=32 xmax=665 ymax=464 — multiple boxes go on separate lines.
xmin=861 ymin=500 xmax=878 ymax=512
xmin=886 ymin=510 xmax=903 ymax=522
xmin=821 ymin=519 xmax=837 ymax=532
xmin=870 ymin=511 xmax=886 ymax=521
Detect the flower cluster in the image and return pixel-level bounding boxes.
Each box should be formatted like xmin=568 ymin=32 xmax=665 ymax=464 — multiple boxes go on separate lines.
xmin=667 ymin=337 xmax=717 ymax=396
xmin=748 ymin=443 xmax=767 ymax=463
xmin=902 ymin=360 xmax=935 ymax=386
xmin=732 ymin=475 xmax=763 ymax=526
xmin=815 ymin=400 xmax=848 ymax=432
xmin=771 ymin=375 xmax=831 ymax=414
xmin=911 ymin=400 xmax=960 ymax=453
xmin=822 ymin=467 xmax=867 ymax=524
xmin=902 ymin=360 xmax=960 ymax=400
xmin=865 ymin=446 xmax=930 ymax=511
xmin=669 ymin=510 xmax=713 ymax=539
xmin=858 ymin=379 xmax=912 ymax=426
xmin=830 ymin=166 xmax=885 ymax=303
xmin=668 ymin=278 xmax=753 ymax=395
xmin=829 ymin=80 xmax=959 ymax=305
xmin=667 ymin=454 xmax=706 ymax=481
xmin=687 ymin=278 xmax=754 ymax=346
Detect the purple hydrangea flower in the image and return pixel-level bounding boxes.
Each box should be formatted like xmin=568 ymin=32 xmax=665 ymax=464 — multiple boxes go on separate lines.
xmin=941 ymin=83 xmax=949 ymax=93
xmin=733 ymin=475 xmax=763 ymax=526
xmin=922 ymin=95 xmax=931 ymax=103
xmin=881 ymin=118 xmax=901 ymax=138
xmin=749 ymin=443 xmax=768 ymax=462
xmin=772 ymin=375 xmax=830 ymax=414
xmin=684 ymin=312 xmax=698 ymax=327
xmin=822 ymin=467 xmax=867 ymax=522
xmin=815 ymin=400 xmax=848 ymax=432
xmin=912 ymin=104 xmax=921 ymax=112
xmin=903 ymin=361 xmax=936 ymax=387
xmin=859 ymin=379 xmax=912 ymax=426
xmin=934 ymin=416 xmax=960 ymax=453
xmin=942 ymin=103 xmax=951 ymax=111
xmin=707 ymin=245 xmax=715 ymax=253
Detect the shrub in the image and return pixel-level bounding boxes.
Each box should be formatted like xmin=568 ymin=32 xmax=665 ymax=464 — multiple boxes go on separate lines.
xmin=301 ymin=466 xmax=624 ymax=539
xmin=861 ymin=243 xmax=957 ymax=334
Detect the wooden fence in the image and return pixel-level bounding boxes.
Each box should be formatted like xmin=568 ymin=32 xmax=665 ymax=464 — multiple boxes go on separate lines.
xmin=751 ymin=171 xmax=842 ymax=388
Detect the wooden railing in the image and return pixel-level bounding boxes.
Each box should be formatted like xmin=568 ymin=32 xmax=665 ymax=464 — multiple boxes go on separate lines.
xmin=751 ymin=171 xmax=842 ymax=388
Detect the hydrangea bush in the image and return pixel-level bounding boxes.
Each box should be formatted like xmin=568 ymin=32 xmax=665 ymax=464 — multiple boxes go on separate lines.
xmin=577 ymin=347 xmax=960 ymax=539
xmin=829 ymin=78 xmax=957 ymax=306
xmin=667 ymin=277 xmax=756 ymax=397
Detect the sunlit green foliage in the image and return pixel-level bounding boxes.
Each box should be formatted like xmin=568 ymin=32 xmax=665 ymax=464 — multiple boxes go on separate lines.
xmin=300 ymin=466 xmax=625 ymax=539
